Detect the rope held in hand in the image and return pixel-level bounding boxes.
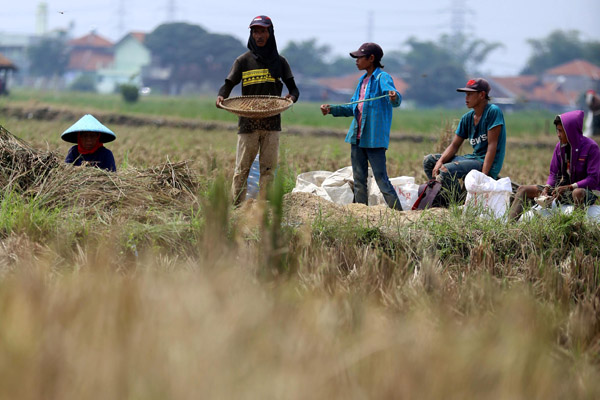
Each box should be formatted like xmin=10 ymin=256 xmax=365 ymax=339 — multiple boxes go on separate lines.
xmin=336 ymin=93 xmax=391 ymax=106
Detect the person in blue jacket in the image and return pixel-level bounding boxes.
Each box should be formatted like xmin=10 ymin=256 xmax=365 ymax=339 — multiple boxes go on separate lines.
xmin=61 ymin=114 xmax=117 ymax=172
xmin=320 ymin=42 xmax=402 ymax=210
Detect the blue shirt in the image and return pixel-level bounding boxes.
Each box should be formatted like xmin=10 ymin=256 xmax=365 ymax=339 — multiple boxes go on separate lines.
xmin=330 ymin=68 xmax=401 ymax=149
xmin=65 ymin=146 xmax=117 ymax=172
xmin=455 ymin=103 xmax=506 ymax=179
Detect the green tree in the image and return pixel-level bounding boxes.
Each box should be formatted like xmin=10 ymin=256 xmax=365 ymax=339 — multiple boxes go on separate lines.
xmin=68 ymin=73 xmax=96 ymax=92
xmin=402 ymin=34 xmax=501 ymax=106
xmin=27 ymin=34 xmax=69 ymax=78
xmin=281 ymin=39 xmax=404 ymax=78
xmin=281 ymin=39 xmax=333 ymax=77
xmin=145 ymin=23 xmax=245 ymax=93
xmin=439 ymin=33 xmax=503 ymax=74
xmin=403 ymin=37 xmax=466 ymax=106
xmin=521 ymin=30 xmax=600 ymax=75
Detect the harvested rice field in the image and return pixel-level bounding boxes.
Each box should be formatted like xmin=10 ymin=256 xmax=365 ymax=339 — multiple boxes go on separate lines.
xmin=0 ymin=98 xmax=599 ymax=400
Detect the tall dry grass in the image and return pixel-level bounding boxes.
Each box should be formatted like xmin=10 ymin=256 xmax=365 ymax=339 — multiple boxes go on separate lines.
xmin=0 ymin=228 xmax=599 ymax=400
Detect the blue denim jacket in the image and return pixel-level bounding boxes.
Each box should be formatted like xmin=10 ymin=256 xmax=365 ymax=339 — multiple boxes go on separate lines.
xmin=330 ymin=68 xmax=401 ymax=149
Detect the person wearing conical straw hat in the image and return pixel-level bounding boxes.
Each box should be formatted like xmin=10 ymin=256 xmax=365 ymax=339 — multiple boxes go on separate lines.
xmin=216 ymin=15 xmax=300 ymax=205
xmin=61 ymin=114 xmax=117 ymax=172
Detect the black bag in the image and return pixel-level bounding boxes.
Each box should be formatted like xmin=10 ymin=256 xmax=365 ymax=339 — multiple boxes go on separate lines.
xmin=412 ymin=179 xmax=445 ymax=210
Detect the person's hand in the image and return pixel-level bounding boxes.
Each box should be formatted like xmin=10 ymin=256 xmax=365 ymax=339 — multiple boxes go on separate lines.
xmin=388 ymin=91 xmax=398 ymax=102
xmin=320 ymin=104 xmax=331 ymax=116
xmin=552 ymin=184 xmax=572 ymax=198
xmin=285 ymin=94 xmax=296 ymax=102
xmin=216 ymin=96 xmax=224 ymax=108
xmin=541 ymin=186 xmax=551 ymax=197
xmin=432 ymin=161 xmax=443 ymax=177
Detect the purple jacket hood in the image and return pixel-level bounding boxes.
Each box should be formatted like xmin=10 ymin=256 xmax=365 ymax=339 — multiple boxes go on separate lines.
xmin=547 ymin=110 xmax=600 ymax=190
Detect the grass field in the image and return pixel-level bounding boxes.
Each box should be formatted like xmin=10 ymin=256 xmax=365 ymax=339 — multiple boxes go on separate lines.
xmin=0 ymin=91 xmax=598 ymax=399
xmin=8 ymin=88 xmax=556 ymax=136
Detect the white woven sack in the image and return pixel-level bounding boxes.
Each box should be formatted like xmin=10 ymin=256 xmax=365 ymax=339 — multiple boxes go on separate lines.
xmin=464 ymin=170 xmax=512 ymax=220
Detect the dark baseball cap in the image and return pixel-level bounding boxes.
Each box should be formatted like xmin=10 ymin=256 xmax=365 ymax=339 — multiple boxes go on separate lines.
xmin=350 ymin=42 xmax=384 ymax=60
xmin=249 ymin=15 xmax=272 ymax=28
xmin=456 ymin=78 xmax=491 ymax=95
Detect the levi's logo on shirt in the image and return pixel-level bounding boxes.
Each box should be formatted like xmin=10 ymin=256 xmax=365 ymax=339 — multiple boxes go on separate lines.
xmin=470 ymin=133 xmax=488 ymax=146
xmin=242 ymin=69 xmax=275 ymax=86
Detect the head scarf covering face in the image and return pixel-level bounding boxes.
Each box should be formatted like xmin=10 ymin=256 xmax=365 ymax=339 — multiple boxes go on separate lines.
xmin=77 ymin=132 xmax=104 ymax=155
xmin=247 ymin=23 xmax=283 ymax=79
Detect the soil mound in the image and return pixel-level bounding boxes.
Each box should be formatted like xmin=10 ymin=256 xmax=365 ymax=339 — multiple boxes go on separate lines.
xmin=283 ymin=192 xmax=447 ymax=232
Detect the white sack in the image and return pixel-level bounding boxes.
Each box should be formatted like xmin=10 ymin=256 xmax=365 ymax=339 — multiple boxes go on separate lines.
xmin=390 ymin=177 xmax=419 ymax=210
xmin=521 ymin=202 xmax=600 ymax=222
xmin=321 ymin=166 xmax=355 ymax=204
xmin=293 ymin=167 xmax=418 ymax=208
xmin=292 ymin=171 xmax=334 ymax=202
xmin=294 ymin=170 xmax=333 ymax=191
xmin=464 ymin=170 xmax=512 ymax=220
xmin=366 ymin=175 xmax=419 ymax=208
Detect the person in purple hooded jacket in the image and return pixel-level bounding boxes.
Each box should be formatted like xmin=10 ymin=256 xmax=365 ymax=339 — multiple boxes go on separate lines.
xmin=509 ymin=110 xmax=600 ymax=220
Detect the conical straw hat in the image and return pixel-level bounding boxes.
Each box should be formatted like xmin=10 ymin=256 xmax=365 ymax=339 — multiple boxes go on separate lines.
xmin=61 ymin=114 xmax=116 ymax=143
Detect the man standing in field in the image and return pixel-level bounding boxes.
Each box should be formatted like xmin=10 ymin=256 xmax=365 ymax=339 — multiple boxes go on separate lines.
xmin=216 ymin=15 xmax=299 ymax=205
xmin=423 ymin=78 xmax=506 ymax=202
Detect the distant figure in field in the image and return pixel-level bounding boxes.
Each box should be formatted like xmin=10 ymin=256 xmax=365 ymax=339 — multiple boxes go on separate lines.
xmin=423 ymin=78 xmax=506 ymax=203
xmin=508 ymin=110 xmax=600 ymax=221
xmin=61 ymin=114 xmax=117 ymax=172
xmin=320 ymin=42 xmax=402 ymax=210
xmin=583 ymin=89 xmax=600 ymax=137
xmin=216 ymin=15 xmax=300 ymax=205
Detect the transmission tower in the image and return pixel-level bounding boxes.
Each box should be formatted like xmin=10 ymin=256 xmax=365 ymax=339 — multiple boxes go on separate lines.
xmin=449 ymin=0 xmax=467 ymax=39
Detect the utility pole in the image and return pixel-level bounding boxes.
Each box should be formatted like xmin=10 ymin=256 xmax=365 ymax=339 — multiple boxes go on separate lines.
xmin=117 ymin=0 xmax=126 ymax=37
xmin=36 ymin=1 xmax=48 ymax=36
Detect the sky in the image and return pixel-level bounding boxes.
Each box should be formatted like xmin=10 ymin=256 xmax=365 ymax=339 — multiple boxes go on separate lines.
xmin=2 ymin=0 xmax=600 ymax=76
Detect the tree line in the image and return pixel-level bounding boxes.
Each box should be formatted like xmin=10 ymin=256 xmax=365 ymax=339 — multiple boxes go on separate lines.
xmin=26 ymin=23 xmax=600 ymax=106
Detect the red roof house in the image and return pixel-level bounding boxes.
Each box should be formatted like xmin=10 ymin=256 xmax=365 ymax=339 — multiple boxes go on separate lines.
xmin=488 ymin=59 xmax=600 ymax=110
xmin=0 ymin=53 xmax=17 ymax=70
xmin=67 ymin=32 xmax=114 ymax=72
xmin=545 ymin=59 xmax=600 ymax=79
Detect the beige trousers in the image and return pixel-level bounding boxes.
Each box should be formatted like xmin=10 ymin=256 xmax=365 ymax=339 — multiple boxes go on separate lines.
xmin=232 ymin=130 xmax=279 ymax=204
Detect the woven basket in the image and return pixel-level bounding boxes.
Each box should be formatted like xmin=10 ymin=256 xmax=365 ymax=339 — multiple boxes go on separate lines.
xmin=220 ymin=95 xmax=293 ymax=119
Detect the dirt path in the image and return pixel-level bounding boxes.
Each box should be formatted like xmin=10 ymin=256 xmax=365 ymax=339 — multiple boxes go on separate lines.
xmin=0 ymin=102 xmax=559 ymax=149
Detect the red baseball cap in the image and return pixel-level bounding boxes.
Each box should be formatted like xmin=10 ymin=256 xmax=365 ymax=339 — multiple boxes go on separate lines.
xmin=249 ymin=15 xmax=272 ymax=28
xmin=457 ymin=78 xmax=491 ymax=95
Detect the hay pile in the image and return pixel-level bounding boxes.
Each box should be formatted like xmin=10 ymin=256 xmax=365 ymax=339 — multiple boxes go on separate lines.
xmin=31 ymin=161 xmax=199 ymax=217
xmin=0 ymin=125 xmax=59 ymax=192
xmin=0 ymin=125 xmax=199 ymax=219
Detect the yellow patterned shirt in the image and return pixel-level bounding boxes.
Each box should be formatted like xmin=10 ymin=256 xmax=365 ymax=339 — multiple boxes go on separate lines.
xmin=220 ymin=51 xmax=295 ymax=133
